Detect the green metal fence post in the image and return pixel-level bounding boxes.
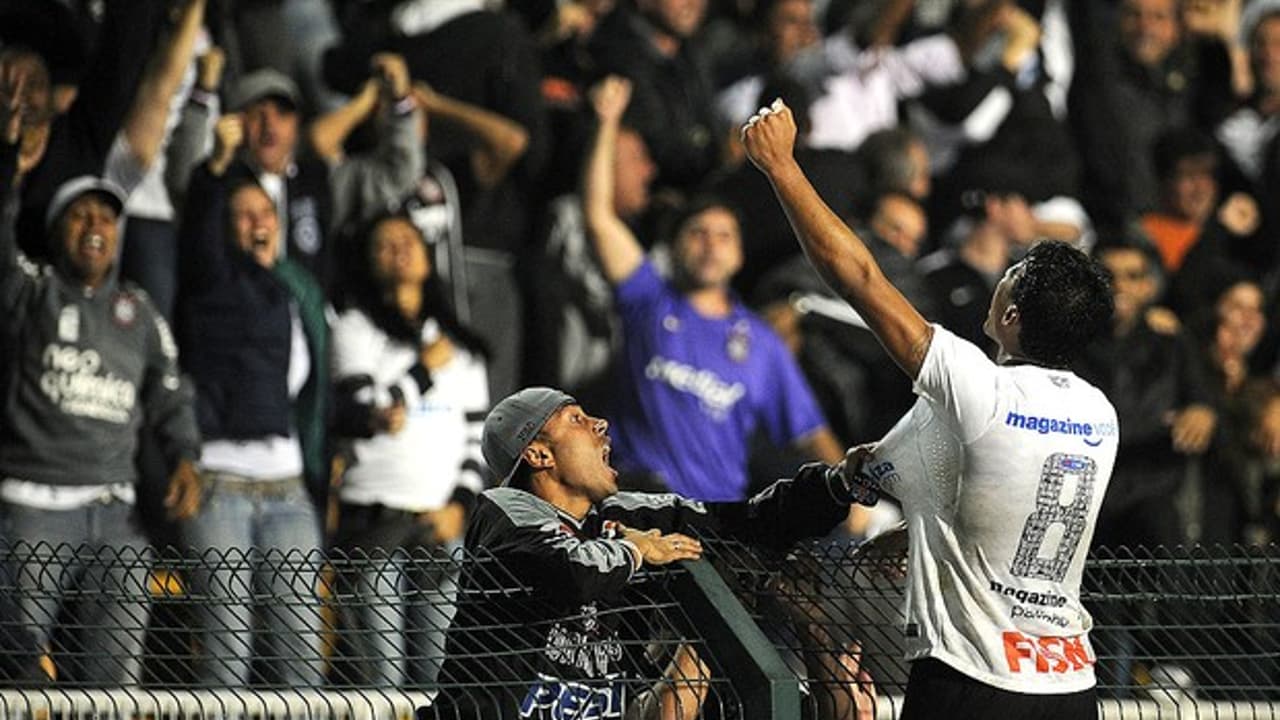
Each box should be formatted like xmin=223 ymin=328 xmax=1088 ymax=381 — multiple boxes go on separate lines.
xmin=673 ymin=560 xmax=801 ymax=720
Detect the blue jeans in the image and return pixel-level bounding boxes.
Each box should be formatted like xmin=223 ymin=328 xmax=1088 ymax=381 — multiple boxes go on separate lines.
xmin=331 ymin=504 xmax=461 ymax=688
xmin=181 ymin=473 xmax=323 ymax=687
xmin=0 ymin=498 xmax=152 ymax=684
xmin=338 ymin=543 xmax=461 ymax=688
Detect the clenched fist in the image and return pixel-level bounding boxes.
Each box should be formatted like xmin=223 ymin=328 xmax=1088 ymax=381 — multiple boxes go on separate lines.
xmin=741 ymin=98 xmax=798 ymax=176
xmin=209 ymin=113 xmax=244 ymax=176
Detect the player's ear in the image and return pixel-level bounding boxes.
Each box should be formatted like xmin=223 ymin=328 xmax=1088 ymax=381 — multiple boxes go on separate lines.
xmin=1002 ymin=303 xmax=1020 ymax=326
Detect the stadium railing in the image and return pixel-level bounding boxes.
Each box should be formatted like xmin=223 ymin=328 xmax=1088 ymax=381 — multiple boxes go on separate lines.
xmin=0 ymin=538 xmax=1275 ymax=719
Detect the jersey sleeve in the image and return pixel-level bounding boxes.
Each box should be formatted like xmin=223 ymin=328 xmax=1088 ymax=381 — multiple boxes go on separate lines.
xmin=912 ymin=324 xmax=1002 ymax=443
xmin=613 ymin=260 xmax=668 ymax=316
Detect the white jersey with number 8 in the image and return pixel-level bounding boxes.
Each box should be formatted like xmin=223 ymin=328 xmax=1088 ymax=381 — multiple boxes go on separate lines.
xmin=867 ymin=325 xmax=1118 ymax=694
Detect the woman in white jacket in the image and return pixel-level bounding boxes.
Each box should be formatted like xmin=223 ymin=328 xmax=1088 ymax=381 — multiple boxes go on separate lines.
xmin=329 ymin=212 xmax=490 ymax=688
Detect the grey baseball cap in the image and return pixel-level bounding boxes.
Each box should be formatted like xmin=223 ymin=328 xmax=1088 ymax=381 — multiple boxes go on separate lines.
xmin=229 ymin=69 xmax=300 ymax=112
xmin=482 ymin=387 xmax=577 ymax=484
xmin=45 ymin=176 xmax=127 ymax=233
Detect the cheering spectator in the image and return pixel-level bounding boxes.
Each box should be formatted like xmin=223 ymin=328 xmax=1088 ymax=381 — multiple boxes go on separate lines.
xmin=220 ymin=53 xmax=419 ymax=295
xmin=527 ymin=112 xmax=656 ymax=400
xmin=1069 ymin=0 xmax=1241 ymax=232
xmin=919 ymin=171 xmax=1042 ymax=356
xmin=434 ymin=386 xmax=873 ymax=719
xmin=2 ymin=0 xmax=170 ymax=259
xmin=587 ymin=0 xmax=720 ymax=191
xmin=324 ymin=0 xmax=546 ymax=400
xmin=0 ymin=89 xmax=200 ymax=681
xmin=176 ymin=124 xmax=329 ymax=686
xmin=1140 ymin=128 xmax=1263 ymax=314
xmin=715 ymin=0 xmax=821 ymax=131
xmin=584 ymin=76 xmax=842 ymax=501
xmin=329 ymin=212 xmax=489 ymax=688
xmin=103 ymin=0 xmax=214 ymax=320
xmin=1078 ymin=240 xmax=1215 ymax=550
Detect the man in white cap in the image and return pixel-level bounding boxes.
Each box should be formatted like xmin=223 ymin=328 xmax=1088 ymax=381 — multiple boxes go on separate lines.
xmin=431 ymin=386 xmax=873 ymax=720
xmin=0 ymin=153 xmax=201 ymax=680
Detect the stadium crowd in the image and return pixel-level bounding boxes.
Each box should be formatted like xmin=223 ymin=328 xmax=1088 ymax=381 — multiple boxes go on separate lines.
xmin=0 ymin=0 xmax=1278 ymax=699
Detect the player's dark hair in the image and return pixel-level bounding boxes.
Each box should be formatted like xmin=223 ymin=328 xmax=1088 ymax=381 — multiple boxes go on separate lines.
xmin=1011 ymin=241 xmax=1113 ymax=367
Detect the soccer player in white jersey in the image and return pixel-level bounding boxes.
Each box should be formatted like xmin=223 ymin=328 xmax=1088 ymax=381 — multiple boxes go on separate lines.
xmin=742 ymin=100 xmax=1117 ymax=719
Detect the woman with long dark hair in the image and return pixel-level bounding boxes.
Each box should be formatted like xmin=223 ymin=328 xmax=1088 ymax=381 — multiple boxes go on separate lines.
xmin=329 ymin=211 xmax=489 ymax=688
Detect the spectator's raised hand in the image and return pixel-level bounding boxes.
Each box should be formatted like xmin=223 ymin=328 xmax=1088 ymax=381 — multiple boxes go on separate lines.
xmin=0 ymin=53 xmax=51 ymax=175
xmin=209 ymin=112 xmax=243 ymax=176
xmin=165 ymin=458 xmax=203 ymax=520
xmin=998 ymin=4 xmax=1042 ymax=72
xmin=371 ymin=53 xmax=411 ymax=101
xmin=1218 ymin=192 xmax=1261 ymax=236
xmin=1144 ymin=306 xmax=1182 ymax=335
xmin=1167 ymin=404 xmax=1217 ymax=454
xmin=411 ymin=81 xmax=440 ymax=113
xmin=1253 ymin=397 xmax=1280 ymax=458
xmin=741 ymin=99 xmax=798 ymax=176
xmin=1183 ymin=0 xmax=1243 ymax=41
xmin=196 ymin=47 xmax=226 ymax=93
xmin=545 ymin=2 xmax=598 ymax=42
xmin=589 ymin=75 xmax=632 ymax=124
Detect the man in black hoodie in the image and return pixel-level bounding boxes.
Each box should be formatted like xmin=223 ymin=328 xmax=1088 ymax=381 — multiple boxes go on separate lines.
xmin=430 ymin=387 xmax=872 ymax=720
xmin=0 ymin=103 xmax=202 ymax=683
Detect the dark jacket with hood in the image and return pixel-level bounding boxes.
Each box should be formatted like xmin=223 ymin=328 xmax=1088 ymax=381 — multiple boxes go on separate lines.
xmin=432 ymin=463 xmax=850 ymax=718
xmin=0 ymin=141 xmax=200 ymax=486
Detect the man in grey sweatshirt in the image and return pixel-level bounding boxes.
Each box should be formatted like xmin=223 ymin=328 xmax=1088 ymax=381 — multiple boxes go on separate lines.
xmin=0 ymin=140 xmax=202 ymax=682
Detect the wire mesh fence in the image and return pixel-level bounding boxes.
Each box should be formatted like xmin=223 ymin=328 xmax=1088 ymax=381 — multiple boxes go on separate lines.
xmin=0 ymin=538 xmax=1276 ymax=719
xmin=0 ymin=540 xmax=739 ymax=720
xmin=700 ymin=533 xmax=1280 ymax=719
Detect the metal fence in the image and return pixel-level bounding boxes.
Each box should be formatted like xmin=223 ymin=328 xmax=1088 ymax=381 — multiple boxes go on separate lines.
xmin=703 ymin=536 xmax=1280 ymax=719
xmin=0 ymin=539 xmax=1276 ymax=719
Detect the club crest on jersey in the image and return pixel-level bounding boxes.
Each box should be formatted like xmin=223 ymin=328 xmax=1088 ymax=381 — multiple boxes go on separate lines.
xmin=726 ymin=321 xmax=750 ymax=363
xmin=111 ymin=294 xmax=137 ymax=327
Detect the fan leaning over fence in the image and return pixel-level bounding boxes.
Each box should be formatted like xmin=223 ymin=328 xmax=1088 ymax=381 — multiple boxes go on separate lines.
xmin=424 ymin=387 xmax=877 ymax=720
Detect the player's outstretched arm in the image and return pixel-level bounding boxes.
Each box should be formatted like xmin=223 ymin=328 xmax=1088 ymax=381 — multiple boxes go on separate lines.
xmin=741 ymin=101 xmax=933 ymax=378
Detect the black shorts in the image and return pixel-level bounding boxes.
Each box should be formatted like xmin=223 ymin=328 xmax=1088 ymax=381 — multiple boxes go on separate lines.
xmin=899 ymin=659 xmax=1098 ymax=720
